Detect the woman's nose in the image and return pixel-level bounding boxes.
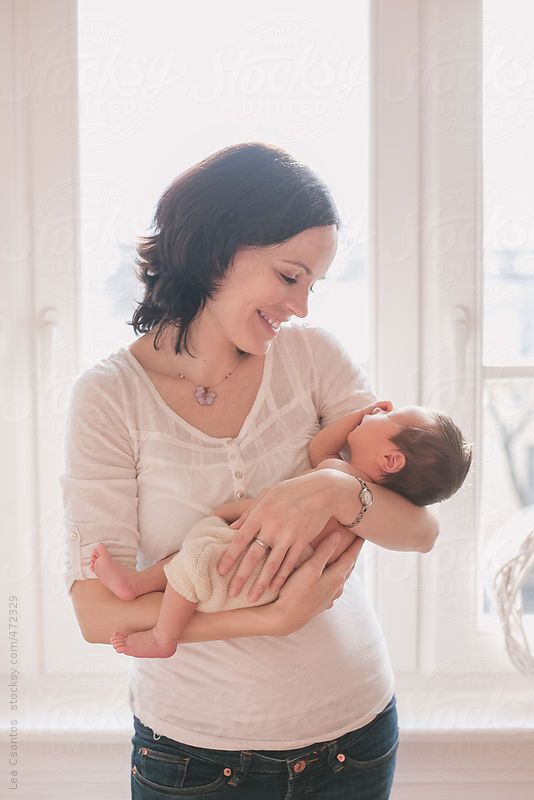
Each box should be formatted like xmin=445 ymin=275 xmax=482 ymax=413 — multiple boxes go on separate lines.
xmin=286 ymin=290 xmax=309 ymax=319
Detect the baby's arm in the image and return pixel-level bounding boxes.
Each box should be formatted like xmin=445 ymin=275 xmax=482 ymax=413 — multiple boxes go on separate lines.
xmin=309 ymin=401 xmax=392 ymax=467
xmin=211 ymin=499 xmax=244 ymax=522
xmin=309 ymin=410 xmax=365 ymax=467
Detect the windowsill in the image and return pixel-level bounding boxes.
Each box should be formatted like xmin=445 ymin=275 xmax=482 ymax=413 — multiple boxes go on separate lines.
xmin=4 ymin=673 xmax=534 ymax=743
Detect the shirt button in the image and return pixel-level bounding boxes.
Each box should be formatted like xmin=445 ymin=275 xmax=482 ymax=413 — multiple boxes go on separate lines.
xmin=293 ymin=760 xmax=306 ymax=773
xmin=235 ymin=491 xmax=246 ymax=500
xmin=70 ymin=531 xmax=78 ymax=541
xmin=234 ymin=471 xmax=243 ymax=479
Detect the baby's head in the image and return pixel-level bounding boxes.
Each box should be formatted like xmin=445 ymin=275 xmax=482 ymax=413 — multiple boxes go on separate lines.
xmin=347 ymin=405 xmax=472 ymax=506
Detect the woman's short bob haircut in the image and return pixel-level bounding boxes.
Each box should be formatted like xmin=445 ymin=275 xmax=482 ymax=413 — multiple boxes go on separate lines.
xmin=129 ymin=141 xmax=341 ymax=356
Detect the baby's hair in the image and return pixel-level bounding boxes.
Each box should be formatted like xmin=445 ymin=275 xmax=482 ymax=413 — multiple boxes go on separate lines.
xmin=378 ymin=412 xmax=473 ymax=506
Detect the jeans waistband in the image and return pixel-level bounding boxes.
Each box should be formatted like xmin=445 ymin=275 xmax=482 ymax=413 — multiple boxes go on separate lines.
xmin=133 ymin=694 xmax=396 ymax=778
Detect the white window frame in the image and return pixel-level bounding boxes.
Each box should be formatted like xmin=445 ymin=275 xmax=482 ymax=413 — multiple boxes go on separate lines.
xmin=372 ymin=0 xmax=532 ymax=709
xmin=3 ymin=0 xmax=534 ymax=747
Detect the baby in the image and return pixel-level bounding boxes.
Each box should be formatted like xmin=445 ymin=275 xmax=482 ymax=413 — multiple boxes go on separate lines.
xmin=90 ymin=400 xmax=472 ymax=658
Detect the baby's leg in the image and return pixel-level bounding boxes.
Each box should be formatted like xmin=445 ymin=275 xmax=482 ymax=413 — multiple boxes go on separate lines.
xmin=111 ymin=583 xmax=196 ymax=659
xmin=309 ymin=517 xmax=359 ymax=565
xmin=90 ymin=544 xmax=175 ymax=600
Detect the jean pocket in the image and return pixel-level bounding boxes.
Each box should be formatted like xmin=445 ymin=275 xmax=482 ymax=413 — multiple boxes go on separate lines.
xmin=132 ymin=744 xmax=227 ymax=796
xmin=337 ymin=698 xmax=400 ymax=771
xmin=341 ymin=732 xmax=399 ymax=771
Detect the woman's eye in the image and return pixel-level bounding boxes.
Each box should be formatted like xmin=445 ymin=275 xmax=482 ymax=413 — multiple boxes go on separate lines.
xmin=280 ymin=274 xmax=297 ymax=285
xmin=280 ymin=273 xmax=315 ymax=293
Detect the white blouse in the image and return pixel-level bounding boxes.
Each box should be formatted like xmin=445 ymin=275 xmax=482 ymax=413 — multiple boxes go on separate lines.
xmin=61 ymin=322 xmax=395 ymax=750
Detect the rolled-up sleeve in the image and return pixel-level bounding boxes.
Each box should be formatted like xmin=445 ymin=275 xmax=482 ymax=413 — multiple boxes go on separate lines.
xmin=60 ymin=367 xmax=139 ymax=595
xmin=302 ymin=325 xmax=377 ymax=425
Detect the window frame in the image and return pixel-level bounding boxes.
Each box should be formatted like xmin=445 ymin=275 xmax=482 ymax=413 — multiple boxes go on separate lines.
xmin=371 ymin=0 xmax=531 ymax=687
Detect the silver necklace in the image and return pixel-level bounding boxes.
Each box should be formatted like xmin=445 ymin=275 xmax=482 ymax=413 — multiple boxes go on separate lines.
xmin=178 ymin=352 xmax=245 ymax=406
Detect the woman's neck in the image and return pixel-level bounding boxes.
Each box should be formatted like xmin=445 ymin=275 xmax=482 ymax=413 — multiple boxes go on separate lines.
xmin=144 ymin=325 xmax=251 ymax=387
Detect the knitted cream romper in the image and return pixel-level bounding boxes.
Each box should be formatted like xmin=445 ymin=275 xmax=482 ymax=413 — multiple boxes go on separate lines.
xmin=163 ymin=515 xmax=315 ymax=612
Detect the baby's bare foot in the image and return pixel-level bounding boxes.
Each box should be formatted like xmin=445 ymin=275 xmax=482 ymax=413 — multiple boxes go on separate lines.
xmin=90 ymin=543 xmax=139 ymax=600
xmin=110 ymin=629 xmax=177 ymax=659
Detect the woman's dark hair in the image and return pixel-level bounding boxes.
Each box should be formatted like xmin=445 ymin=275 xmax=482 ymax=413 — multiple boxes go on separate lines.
xmin=128 ymin=142 xmax=341 ymax=355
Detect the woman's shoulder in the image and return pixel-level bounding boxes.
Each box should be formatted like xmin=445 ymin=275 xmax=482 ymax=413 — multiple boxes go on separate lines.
xmin=68 ymin=348 xmax=133 ymax=411
xmin=277 ymin=322 xmax=348 ymax=362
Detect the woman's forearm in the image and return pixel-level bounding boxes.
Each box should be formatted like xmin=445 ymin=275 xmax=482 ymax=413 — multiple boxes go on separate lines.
xmin=179 ymin=604 xmax=278 ymax=643
xmin=71 ymin=578 xmax=279 ymax=645
xmin=328 ymin=469 xmax=439 ymax=552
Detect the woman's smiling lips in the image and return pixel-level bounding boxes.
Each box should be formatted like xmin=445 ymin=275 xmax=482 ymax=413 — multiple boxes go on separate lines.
xmin=257 ymin=309 xmax=283 ymax=332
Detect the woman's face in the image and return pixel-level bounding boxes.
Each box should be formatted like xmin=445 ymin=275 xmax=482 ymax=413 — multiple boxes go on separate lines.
xmin=204 ymin=225 xmax=338 ymax=355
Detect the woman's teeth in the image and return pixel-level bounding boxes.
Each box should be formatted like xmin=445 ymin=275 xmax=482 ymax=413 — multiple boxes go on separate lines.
xmin=257 ymin=310 xmax=281 ymax=331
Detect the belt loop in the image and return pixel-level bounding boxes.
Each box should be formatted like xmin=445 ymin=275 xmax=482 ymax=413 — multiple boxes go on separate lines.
xmin=326 ymin=740 xmax=345 ymax=773
xmin=227 ymin=751 xmax=252 ymax=787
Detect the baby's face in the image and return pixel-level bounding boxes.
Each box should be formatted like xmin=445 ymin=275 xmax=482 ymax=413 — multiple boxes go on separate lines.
xmin=348 ymin=405 xmax=435 ymax=455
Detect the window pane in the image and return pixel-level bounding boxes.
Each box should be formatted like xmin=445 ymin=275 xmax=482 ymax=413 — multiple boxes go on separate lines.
xmin=77 ymin=0 xmax=370 ymax=369
xmin=483 ymin=1 xmax=534 ymax=367
xmin=480 ymin=378 xmax=534 ymax=615
xmin=482 ymin=3 xmax=534 ymax=623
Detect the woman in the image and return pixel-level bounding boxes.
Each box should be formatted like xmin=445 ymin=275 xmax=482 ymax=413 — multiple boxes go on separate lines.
xmin=62 ymin=142 xmax=437 ymax=799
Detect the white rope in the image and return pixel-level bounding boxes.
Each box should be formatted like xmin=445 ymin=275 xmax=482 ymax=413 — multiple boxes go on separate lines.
xmin=493 ymin=528 xmax=534 ymax=676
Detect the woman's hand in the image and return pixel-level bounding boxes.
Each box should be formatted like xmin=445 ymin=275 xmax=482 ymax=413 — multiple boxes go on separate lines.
xmin=216 ymin=469 xmax=348 ymax=603
xmin=269 ymin=531 xmax=365 ymax=635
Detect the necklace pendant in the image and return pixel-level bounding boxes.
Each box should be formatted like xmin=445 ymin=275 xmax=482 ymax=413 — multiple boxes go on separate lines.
xmin=194 ymin=386 xmax=217 ymax=406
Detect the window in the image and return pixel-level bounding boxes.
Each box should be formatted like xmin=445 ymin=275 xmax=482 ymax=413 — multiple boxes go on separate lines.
xmin=481 ymin=0 xmax=534 ymax=624
xmin=6 ymin=1 xmax=531 ymax=731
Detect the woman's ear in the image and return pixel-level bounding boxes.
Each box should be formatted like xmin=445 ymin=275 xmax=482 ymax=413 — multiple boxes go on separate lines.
xmin=380 ymin=450 xmax=406 ymax=474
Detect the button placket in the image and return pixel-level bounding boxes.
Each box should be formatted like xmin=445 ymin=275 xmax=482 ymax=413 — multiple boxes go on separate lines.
xmin=225 ymin=441 xmax=246 ymax=501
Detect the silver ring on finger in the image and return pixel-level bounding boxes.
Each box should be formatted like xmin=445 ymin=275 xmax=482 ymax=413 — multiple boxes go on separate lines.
xmin=252 ymin=537 xmax=271 ymax=550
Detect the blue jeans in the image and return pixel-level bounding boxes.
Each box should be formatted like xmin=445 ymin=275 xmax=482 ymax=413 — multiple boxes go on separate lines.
xmin=130 ymin=694 xmax=399 ymax=799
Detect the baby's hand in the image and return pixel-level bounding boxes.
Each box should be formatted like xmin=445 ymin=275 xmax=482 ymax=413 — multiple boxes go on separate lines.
xmin=356 ymin=400 xmax=393 ymax=422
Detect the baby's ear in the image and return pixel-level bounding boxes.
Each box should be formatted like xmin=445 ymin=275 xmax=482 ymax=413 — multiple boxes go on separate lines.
xmin=381 ymin=450 xmax=406 ymax=474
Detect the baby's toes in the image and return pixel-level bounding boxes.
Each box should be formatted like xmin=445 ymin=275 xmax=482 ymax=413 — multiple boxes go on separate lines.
xmin=110 ymin=632 xmax=126 ymax=649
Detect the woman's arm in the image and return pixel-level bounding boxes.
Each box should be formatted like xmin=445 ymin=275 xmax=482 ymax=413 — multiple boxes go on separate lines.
xmin=70 ymin=578 xmax=279 ymax=644
xmin=218 ymin=468 xmax=439 ymax=601
xmin=70 ymin=530 xmax=360 ymax=644
xmin=331 ymin=470 xmax=440 ymax=552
